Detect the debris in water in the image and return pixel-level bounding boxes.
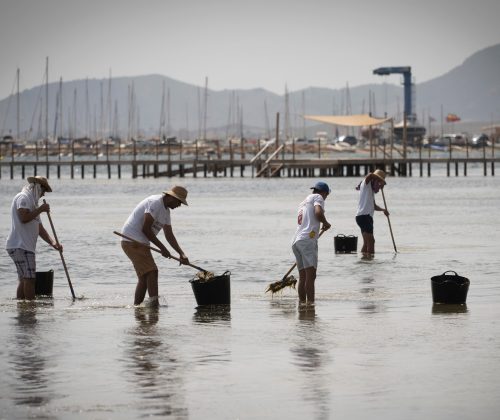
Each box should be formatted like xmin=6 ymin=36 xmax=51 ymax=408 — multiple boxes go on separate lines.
xmin=266 ymin=275 xmax=297 ymax=294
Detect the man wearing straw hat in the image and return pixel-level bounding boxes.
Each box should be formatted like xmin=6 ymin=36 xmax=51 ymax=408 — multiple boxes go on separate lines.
xmin=121 ymin=186 xmax=190 ymax=307
xmin=6 ymin=176 xmax=63 ymax=300
xmin=355 ymin=169 xmax=389 ymax=257
xmin=291 ymin=181 xmax=332 ymax=307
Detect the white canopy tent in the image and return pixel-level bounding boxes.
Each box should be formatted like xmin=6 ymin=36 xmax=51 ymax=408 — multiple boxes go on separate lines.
xmin=304 ymin=114 xmax=391 ymax=127
xmin=304 ymin=114 xmax=394 ymax=158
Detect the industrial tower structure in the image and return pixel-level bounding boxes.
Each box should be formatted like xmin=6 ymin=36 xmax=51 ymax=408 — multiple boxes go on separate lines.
xmin=373 ymin=66 xmax=425 ymax=142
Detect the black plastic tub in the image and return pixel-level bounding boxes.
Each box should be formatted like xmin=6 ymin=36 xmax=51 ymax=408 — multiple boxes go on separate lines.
xmin=431 ymin=271 xmax=469 ymax=304
xmin=190 ymin=271 xmax=231 ymax=306
xmin=35 ymin=270 xmax=54 ymax=297
xmin=334 ymin=234 xmax=358 ymax=253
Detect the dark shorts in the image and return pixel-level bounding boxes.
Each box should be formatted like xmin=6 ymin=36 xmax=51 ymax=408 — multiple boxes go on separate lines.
xmin=356 ymin=215 xmax=374 ymax=234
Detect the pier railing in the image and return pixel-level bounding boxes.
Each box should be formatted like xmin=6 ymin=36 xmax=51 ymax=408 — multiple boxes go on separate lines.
xmin=0 ymin=139 xmax=498 ymax=180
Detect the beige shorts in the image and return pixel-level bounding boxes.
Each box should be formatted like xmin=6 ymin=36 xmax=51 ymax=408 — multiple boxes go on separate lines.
xmin=121 ymin=241 xmax=158 ymax=277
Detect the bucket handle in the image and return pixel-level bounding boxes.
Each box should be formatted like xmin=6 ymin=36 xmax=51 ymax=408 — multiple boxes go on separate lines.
xmin=442 ymin=270 xmax=459 ymax=276
xmin=335 ymin=234 xmax=346 ymax=238
xmin=222 ymin=270 xmax=231 ymax=276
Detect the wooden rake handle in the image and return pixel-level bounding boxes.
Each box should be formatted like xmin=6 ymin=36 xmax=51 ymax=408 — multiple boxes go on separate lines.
xmin=113 ymin=231 xmax=207 ymax=273
xmin=43 ymin=199 xmax=77 ymax=299
xmin=381 ymin=189 xmax=397 ymax=253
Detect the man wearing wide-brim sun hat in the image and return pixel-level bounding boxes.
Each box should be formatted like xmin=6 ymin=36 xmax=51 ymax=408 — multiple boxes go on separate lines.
xmin=120 ymin=185 xmax=190 ymax=307
xmin=355 ymin=169 xmax=389 ymax=257
xmin=6 ymin=176 xmax=62 ymax=300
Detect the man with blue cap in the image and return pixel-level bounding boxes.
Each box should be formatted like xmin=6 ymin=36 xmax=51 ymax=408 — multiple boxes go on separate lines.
xmin=291 ymin=181 xmax=332 ymax=306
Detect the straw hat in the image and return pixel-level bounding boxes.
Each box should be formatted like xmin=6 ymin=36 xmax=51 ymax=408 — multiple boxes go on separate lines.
xmin=163 ymin=185 xmax=188 ymax=205
xmin=372 ymin=169 xmax=386 ymax=185
xmin=27 ymin=176 xmax=52 ymax=192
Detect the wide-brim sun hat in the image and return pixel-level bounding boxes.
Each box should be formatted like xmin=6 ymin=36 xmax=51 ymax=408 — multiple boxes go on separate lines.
xmin=373 ymin=169 xmax=387 ymax=185
xmin=163 ymin=185 xmax=188 ymax=205
xmin=27 ymin=176 xmax=52 ymax=192
xmin=311 ymin=181 xmax=331 ymax=193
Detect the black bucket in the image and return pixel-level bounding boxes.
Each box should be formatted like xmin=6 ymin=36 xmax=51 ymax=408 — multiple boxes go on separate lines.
xmin=35 ymin=270 xmax=54 ymax=297
xmin=431 ymin=271 xmax=469 ymax=304
xmin=190 ymin=271 xmax=231 ymax=306
xmin=334 ymin=234 xmax=358 ymax=253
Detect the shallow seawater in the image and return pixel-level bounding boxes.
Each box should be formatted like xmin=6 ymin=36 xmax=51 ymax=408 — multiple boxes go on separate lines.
xmin=1 ymin=168 xmax=499 ymax=419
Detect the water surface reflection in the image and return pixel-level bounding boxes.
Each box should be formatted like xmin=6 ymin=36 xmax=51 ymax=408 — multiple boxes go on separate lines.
xmin=122 ymin=307 xmax=188 ymax=418
xmin=10 ymin=301 xmax=53 ymax=408
xmin=290 ymin=307 xmax=331 ymax=420
xmin=192 ymin=305 xmax=231 ymax=324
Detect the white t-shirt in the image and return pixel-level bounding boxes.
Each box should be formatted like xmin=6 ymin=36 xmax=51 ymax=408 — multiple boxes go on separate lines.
xmin=6 ymin=192 xmax=40 ymax=252
xmin=356 ymin=179 xmax=375 ymax=216
xmin=292 ymin=193 xmax=325 ymax=245
xmin=121 ymin=194 xmax=171 ymax=244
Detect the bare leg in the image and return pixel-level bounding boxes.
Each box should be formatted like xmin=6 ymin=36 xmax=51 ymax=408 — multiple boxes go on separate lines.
xmin=17 ymin=281 xmax=24 ymax=300
xmin=362 ymin=232 xmax=375 ymax=257
xmin=134 ymin=276 xmax=147 ymax=305
xmin=304 ymin=267 xmax=317 ymax=303
xmin=135 ymin=270 xmax=159 ymax=307
xmin=361 ymin=232 xmax=368 ymax=254
xmin=297 ymin=268 xmax=307 ymax=303
xmin=145 ymin=271 xmax=159 ymax=300
xmin=17 ymin=279 xmax=35 ymax=300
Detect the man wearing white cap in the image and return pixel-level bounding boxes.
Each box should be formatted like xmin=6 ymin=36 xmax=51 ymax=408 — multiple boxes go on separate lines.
xmin=355 ymin=169 xmax=389 ymax=257
xmin=121 ymin=186 xmax=190 ymax=306
xmin=291 ymin=181 xmax=332 ymax=306
xmin=6 ymin=176 xmax=62 ymax=300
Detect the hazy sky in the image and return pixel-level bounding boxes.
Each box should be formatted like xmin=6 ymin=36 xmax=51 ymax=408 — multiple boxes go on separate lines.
xmin=1 ymin=0 xmax=499 ymax=99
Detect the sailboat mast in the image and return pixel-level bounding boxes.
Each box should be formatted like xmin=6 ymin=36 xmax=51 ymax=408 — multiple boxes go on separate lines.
xmin=159 ymin=80 xmax=165 ymax=139
xmin=203 ymin=77 xmax=208 ymax=141
xmin=16 ymin=68 xmax=20 ymax=141
xmin=45 ymin=57 xmax=49 ymax=141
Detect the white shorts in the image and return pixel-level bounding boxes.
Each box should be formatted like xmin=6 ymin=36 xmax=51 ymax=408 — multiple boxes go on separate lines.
xmin=292 ymin=239 xmax=318 ymax=270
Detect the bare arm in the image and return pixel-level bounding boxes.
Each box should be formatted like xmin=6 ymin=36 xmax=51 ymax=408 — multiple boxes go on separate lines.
xmin=314 ymin=205 xmax=331 ymax=231
xmin=17 ymin=203 xmax=50 ymax=223
xmin=364 ymin=173 xmax=378 ymax=184
xmin=142 ymin=213 xmax=171 ymax=257
xmin=39 ymin=224 xmax=62 ymax=250
xmin=374 ymin=202 xmax=389 ymax=216
xmin=163 ymin=224 xmax=189 ymax=264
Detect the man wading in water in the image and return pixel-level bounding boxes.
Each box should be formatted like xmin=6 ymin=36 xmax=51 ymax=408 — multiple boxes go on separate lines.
xmin=6 ymin=176 xmax=63 ymax=300
xmin=355 ymin=169 xmax=389 ymax=258
xmin=121 ymin=186 xmax=190 ymax=307
xmin=291 ymin=181 xmax=331 ymax=307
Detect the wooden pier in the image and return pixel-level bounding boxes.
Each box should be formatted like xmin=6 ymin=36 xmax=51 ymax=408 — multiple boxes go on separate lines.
xmin=0 ymin=156 xmax=497 ymax=180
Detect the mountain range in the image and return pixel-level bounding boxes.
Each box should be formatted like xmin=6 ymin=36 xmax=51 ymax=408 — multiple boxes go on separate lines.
xmin=1 ymin=44 xmax=499 ymax=140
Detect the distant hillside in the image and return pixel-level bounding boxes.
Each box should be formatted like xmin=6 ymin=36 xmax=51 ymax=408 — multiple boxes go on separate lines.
xmin=0 ymin=44 xmax=498 ymax=140
xmin=418 ymin=44 xmax=500 ymax=121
